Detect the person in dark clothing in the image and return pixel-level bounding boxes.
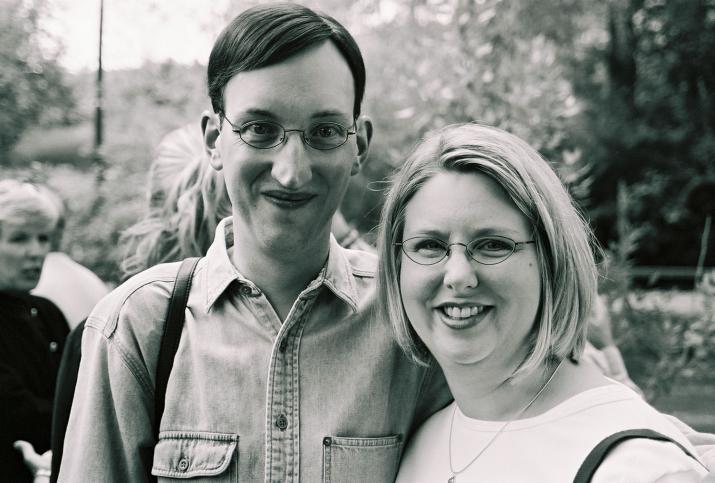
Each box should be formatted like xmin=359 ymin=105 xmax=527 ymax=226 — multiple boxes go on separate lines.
xmin=0 ymin=180 xmax=69 ymax=483
xmin=48 ymin=321 xmax=83 ymax=483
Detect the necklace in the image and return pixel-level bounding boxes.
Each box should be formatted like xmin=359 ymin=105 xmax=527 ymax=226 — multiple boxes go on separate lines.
xmin=447 ymin=360 xmax=563 ymax=483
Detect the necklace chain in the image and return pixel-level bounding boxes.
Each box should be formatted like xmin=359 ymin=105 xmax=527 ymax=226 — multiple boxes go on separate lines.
xmin=447 ymin=360 xmax=563 ymax=483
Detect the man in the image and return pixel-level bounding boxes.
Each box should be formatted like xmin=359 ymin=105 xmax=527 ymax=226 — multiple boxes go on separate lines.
xmin=59 ymin=4 xmax=449 ymax=482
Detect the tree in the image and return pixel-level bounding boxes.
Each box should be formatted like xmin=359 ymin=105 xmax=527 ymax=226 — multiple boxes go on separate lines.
xmin=0 ymin=0 xmax=75 ymax=159
xmin=570 ymin=0 xmax=715 ymax=268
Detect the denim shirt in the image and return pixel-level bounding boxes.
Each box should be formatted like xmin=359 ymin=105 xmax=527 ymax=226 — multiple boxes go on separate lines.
xmin=58 ymin=219 xmax=450 ymax=483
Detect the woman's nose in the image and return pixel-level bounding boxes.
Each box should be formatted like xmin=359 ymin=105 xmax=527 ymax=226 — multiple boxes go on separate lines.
xmin=442 ymin=246 xmax=478 ymax=291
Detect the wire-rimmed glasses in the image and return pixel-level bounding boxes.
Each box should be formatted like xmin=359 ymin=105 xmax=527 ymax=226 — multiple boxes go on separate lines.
xmin=396 ymin=235 xmax=535 ymax=266
xmin=222 ymin=118 xmax=356 ymax=150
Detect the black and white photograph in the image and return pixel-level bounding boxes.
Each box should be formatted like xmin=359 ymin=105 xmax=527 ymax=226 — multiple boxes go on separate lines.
xmin=1 ymin=0 xmax=714 ymax=481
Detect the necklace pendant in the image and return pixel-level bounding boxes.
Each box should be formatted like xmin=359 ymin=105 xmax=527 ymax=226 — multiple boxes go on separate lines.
xmin=448 ymin=476 xmax=456 ymax=483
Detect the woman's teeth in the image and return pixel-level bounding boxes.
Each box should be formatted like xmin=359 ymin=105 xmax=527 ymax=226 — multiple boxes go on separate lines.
xmin=442 ymin=305 xmax=485 ymax=319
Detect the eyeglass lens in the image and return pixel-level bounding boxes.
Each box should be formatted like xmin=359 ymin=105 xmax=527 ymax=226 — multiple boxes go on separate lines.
xmin=400 ymin=236 xmax=524 ymax=265
xmin=230 ymin=120 xmax=353 ymax=150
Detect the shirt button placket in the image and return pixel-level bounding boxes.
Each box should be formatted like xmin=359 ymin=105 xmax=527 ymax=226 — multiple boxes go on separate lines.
xmin=276 ymin=414 xmax=288 ymax=431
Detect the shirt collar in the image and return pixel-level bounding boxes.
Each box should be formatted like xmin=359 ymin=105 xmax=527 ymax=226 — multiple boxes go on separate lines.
xmin=203 ymin=217 xmax=361 ymax=312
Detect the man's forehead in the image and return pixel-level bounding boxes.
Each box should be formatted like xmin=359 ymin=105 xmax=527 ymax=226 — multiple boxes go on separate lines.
xmin=221 ymin=42 xmax=355 ymax=121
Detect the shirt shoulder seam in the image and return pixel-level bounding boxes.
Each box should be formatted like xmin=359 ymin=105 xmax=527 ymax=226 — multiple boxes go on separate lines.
xmin=84 ymin=322 xmax=155 ymax=398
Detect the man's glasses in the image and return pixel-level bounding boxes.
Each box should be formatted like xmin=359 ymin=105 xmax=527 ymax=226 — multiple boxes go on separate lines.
xmin=396 ymin=235 xmax=535 ymax=266
xmin=222 ymin=118 xmax=356 ymax=150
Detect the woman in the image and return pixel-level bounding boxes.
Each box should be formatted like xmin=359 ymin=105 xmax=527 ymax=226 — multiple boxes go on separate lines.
xmin=376 ymin=123 xmax=707 ymax=481
xmin=0 ymin=180 xmax=69 ymax=483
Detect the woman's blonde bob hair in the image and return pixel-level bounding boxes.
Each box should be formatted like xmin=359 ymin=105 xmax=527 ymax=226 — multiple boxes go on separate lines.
xmin=376 ymin=123 xmax=598 ymax=376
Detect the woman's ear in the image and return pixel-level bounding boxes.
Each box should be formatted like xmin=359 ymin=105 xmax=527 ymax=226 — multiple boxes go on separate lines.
xmin=201 ymin=110 xmax=222 ymax=170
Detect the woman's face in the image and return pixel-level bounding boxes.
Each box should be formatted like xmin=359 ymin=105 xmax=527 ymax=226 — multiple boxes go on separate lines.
xmin=0 ymin=219 xmax=53 ymax=292
xmin=399 ymin=171 xmax=541 ymax=372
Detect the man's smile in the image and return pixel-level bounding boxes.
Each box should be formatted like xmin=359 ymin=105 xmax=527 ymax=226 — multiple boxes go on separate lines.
xmin=262 ymin=189 xmax=316 ymax=208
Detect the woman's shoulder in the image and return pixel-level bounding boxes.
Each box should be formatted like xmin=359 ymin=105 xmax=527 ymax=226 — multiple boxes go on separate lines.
xmin=593 ymin=437 xmax=707 ymax=482
xmin=543 ymin=378 xmax=708 ymax=481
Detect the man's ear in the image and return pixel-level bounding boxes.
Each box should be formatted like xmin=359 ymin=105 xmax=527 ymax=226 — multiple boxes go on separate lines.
xmin=352 ymin=115 xmax=373 ymax=175
xmin=201 ymin=110 xmax=222 ymax=171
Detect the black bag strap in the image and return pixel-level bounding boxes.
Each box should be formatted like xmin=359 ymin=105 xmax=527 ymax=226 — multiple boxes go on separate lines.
xmin=154 ymin=257 xmax=200 ymax=440
xmin=573 ymin=428 xmax=705 ymax=483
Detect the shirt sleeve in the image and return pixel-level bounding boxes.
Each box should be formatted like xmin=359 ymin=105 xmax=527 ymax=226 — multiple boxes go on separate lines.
xmin=592 ymin=438 xmax=708 ymax=482
xmin=408 ymin=360 xmax=452 ymax=439
xmin=57 ymin=321 xmax=155 ymax=483
xmin=665 ymin=415 xmax=715 ymax=471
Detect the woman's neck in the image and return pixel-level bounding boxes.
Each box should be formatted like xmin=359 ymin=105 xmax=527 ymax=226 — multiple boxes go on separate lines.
xmin=445 ymin=358 xmax=609 ymax=421
xmin=443 ymin=359 xmax=559 ymax=421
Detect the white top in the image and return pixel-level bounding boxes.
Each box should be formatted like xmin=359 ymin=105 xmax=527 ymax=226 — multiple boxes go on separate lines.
xmin=397 ymin=382 xmax=707 ymax=482
xmin=33 ymin=252 xmax=109 ymax=328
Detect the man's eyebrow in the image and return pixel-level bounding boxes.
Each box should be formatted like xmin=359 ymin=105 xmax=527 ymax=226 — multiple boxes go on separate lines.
xmin=228 ymin=109 xmax=352 ymax=123
xmin=310 ymin=110 xmax=352 ymax=120
xmin=229 ymin=108 xmax=277 ymax=121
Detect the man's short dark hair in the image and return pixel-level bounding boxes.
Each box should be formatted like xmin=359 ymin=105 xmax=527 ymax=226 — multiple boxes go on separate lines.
xmin=207 ymin=3 xmax=366 ymax=119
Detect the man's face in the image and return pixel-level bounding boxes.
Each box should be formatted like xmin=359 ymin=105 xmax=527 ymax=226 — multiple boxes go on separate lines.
xmin=0 ymin=219 xmax=53 ymax=292
xmin=209 ymin=41 xmax=371 ymax=256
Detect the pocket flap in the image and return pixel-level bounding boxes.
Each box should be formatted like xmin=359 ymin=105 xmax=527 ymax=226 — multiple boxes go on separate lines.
xmin=152 ymin=431 xmax=238 ymax=478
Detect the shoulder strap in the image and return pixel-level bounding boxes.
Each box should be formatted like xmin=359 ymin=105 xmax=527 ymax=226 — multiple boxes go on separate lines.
xmin=154 ymin=257 xmax=200 ymax=440
xmin=573 ymin=428 xmax=703 ymax=483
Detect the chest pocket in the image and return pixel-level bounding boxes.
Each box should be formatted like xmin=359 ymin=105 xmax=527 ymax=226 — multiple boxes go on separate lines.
xmin=322 ymin=434 xmax=402 ymax=483
xmin=152 ymin=431 xmax=239 ymax=482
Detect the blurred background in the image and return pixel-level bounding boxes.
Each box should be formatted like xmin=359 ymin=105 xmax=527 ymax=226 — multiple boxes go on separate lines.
xmin=1 ymin=0 xmax=713 ymax=429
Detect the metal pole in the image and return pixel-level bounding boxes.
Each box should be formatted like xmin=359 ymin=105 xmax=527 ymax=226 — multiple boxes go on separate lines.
xmin=88 ymin=0 xmax=106 ymax=219
xmin=94 ymin=0 xmax=104 ymax=159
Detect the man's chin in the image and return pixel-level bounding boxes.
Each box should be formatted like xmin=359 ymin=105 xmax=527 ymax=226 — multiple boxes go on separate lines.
xmin=260 ymin=229 xmax=328 ymax=256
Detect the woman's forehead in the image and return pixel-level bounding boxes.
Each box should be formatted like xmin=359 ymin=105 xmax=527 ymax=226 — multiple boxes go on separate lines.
xmin=1 ymin=217 xmax=56 ymax=235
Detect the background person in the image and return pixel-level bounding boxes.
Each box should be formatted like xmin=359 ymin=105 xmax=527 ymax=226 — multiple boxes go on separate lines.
xmin=377 ymin=123 xmax=709 ymax=481
xmin=0 ymin=180 xmax=69 ymax=483
xmin=31 ymin=185 xmax=109 ymax=329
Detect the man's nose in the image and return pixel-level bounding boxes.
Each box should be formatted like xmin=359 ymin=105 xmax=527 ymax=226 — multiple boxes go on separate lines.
xmin=270 ymin=133 xmax=312 ymax=189
xmin=443 ymin=246 xmax=478 ymax=292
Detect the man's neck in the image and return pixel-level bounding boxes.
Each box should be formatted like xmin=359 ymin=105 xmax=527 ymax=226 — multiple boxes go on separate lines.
xmin=230 ymin=226 xmax=330 ymax=322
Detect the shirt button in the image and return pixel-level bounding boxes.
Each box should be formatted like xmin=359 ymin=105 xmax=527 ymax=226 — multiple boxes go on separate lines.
xmin=279 ymin=339 xmax=288 ymax=353
xmin=30 ymin=307 xmax=38 ymax=317
xmin=239 ymin=285 xmax=253 ymax=296
xmin=178 ymin=457 xmax=189 ymax=471
xmin=49 ymin=342 xmax=58 ymax=352
xmin=276 ymin=414 xmax=288 ymax=431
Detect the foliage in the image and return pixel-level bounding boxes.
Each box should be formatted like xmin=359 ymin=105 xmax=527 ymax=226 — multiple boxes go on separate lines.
xmin=605 ymin=268 xmax=715 ymax=402
xmin=1 ymin=61 xmax=208 ymax=282
xmin=600 ymin=189 xmax=715 ymax=402
xmin=0 ymin=0 xmax=76 ymax=157
xmin=6 ymin=0 xmax=714 ymax=283
xmin=569 ymin=0 xmax=715 ymax=267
